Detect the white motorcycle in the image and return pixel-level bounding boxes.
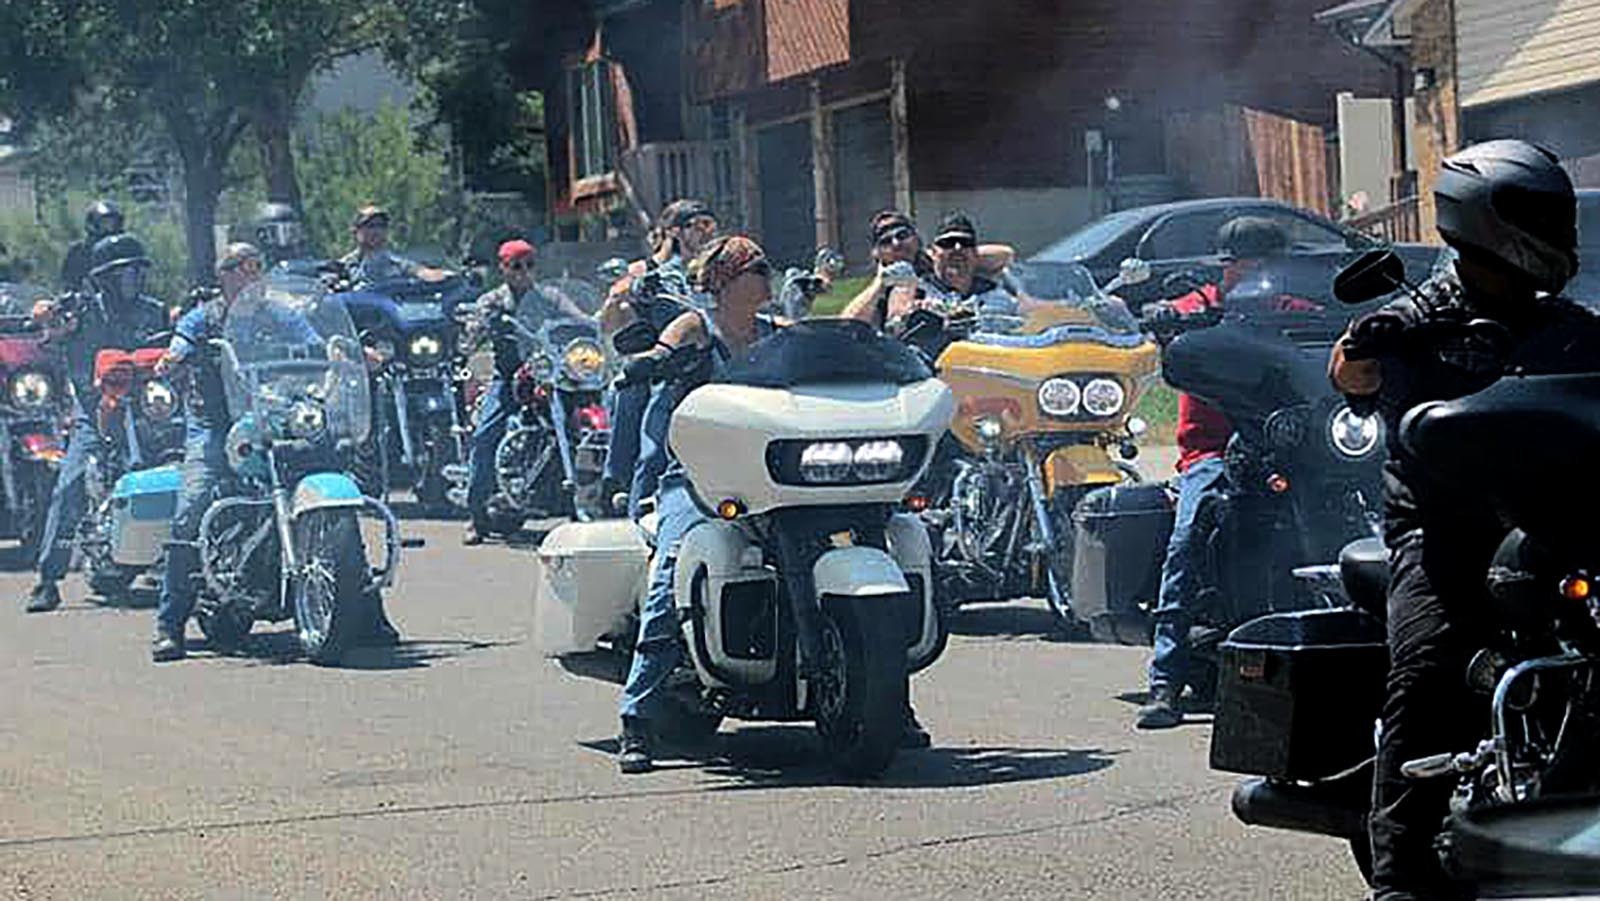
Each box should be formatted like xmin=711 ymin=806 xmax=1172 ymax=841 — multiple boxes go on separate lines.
xmin=534 ymin=319 xmax=953 ymax=776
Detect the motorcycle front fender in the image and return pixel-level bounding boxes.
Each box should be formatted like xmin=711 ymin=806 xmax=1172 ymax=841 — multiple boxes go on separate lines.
xmin=812 ymin=546 xmax=911 ymax=599
xmin=1043 ymin=444 xmax=1125 ymax=495
xmin=290 ymin=471 xmax=367 ymax=521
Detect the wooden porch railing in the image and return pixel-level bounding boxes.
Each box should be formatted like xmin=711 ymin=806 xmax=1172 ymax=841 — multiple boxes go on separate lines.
xmin=1347 ymin=195 xmax=1421 ymax=244
xmin=619 ymin=140 xmax=742 ymax=229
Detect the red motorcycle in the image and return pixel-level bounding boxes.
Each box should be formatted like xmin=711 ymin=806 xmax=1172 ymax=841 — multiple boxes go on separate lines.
xmin=0 ymin=284 xmax=69 ymax=559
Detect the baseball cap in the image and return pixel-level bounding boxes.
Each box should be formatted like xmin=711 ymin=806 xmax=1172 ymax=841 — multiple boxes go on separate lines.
xmin=933 ymin=212 xmax=978 ymax=244
xmin=497 ymin=239 xmax=536 ymax=264
xmin=353 ymin=205 xmax=390 ymax=228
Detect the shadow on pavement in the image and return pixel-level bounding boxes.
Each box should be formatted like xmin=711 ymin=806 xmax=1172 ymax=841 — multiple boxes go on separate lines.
xmin=582 ymin=725 xmax=1120 ymax=790
xmin=947 ymin=603 xmax=1080 ymax=643
xmin=387 ymin=499 xmax=468 ymax=523
xmin=200 ymin=632 xmax=512 ymax=670
xmin=87 ymin=587 xmax=160 ymax=610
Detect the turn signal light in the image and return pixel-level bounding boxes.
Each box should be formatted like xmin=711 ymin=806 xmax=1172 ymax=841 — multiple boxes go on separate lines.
xmin=1266 ymin=474 xmax=1291 ymax=494
xmin=905 ymin=494 xmax=930 ymax=513
xmin=1561 ymin=574 xmax=1592 ymax=602
xmin=716 ymin=498 xmax=745 ymax=521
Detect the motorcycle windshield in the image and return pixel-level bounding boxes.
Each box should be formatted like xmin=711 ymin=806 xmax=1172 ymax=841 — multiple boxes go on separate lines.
xmin=718 ymin=318 xmax=931 ymax=388
xmin=518 ymin=297 xmax=605 ymax=390
xmin=223 ymin=274 xmax=372 ymax=444
xmin=1402 ymin=372 xmax=1600 ymax=556
xmin=990 ymin=261 xmax=1143 ymax=341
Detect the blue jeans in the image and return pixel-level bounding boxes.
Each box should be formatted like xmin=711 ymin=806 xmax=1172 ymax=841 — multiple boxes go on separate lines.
xmin=466 ymin=379 xmax=512 ymax=529
xmin=618 ymin=475 xmax=704 ymax=721
xmin=155 ymin=428 xmax=231 ymax=638
xmin=1148 ymin=456 xmax=1228 ymax=695
xmin=36 ymin=402 xmax=98 ymax=583
xmin=628 ymin=382 xmax=677 ymax=521
xmin=604 ymin=382 xmax=649 ymax=486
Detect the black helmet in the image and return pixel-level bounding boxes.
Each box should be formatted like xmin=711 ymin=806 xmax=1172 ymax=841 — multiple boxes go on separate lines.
xmin=254 ymin=201 xmax=304 ymax=253
xmin=88 ymin=233 xmax=151 ymax=279
xmin=84 ymin=199 xmax=124 ymax=241
xmin=1435 ymin=139 xmax=1578 ymax=294
xmin=1216 ymin=216 xmax=1288 ymax=260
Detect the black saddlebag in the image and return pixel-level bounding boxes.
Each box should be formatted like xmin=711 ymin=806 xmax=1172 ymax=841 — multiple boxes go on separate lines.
xmin=1070 ymin=482 xmax=1173 ymax=628
xmin=1210 ymin=608 xmax=1388 ymax=781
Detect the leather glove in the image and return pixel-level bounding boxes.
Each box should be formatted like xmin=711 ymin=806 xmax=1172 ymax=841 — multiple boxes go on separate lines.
xmin=615 ymin=353 xmax=661 ymax=389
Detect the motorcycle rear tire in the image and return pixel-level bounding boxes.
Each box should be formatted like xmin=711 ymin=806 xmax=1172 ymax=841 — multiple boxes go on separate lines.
xmin=197 ymin=606 xmax=252 ymax=655
xmin=88 ymin=564 xmax=137 ymax=600
xmin=291 ymin=509 xmax=367 ymax=666
xmin=813 ymin=596 xmax=909 ymax=779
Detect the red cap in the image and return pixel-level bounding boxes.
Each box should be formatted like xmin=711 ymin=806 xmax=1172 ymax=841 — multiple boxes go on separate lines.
xmin=497 ymin=239 xmax=536 ymax=264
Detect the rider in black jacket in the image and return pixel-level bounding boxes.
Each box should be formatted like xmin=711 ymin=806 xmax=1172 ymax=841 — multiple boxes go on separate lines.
xmin=1331 ymin=139 xmax=1600 ymax=899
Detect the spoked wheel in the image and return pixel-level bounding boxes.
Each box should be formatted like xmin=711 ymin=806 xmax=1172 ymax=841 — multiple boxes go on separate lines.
xmin=197 ymin=604 xmax=253 ymax=655
xmin=413 ymin=424 xmax=459 ymax=515
xmin=14 ymin=462 xmax=51 ymax=564
xmin=352 ymin=417 xmax=390 ymax=502
xmin=1042 ymin=491 xmax=1088 ymax=637
xmin=291 ymin=509 xmax=367 ymax=666
xmin=812 ymin=596 xmax=908 ymax=778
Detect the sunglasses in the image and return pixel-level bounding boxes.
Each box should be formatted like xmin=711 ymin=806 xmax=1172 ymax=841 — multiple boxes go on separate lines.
xmin=934 ymin=235 xmax=977 ymax=250
xmin=504 ymin=259 xmax=535 ymax=271
xmin=876 ymin=227 xmax=916 ymax=247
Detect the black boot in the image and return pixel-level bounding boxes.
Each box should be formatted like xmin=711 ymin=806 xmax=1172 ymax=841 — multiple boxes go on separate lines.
xmin=618 ymin=716 xmax=653 ymax=774
xmin=24 ymin=581 xmax=61 ymax=613
xmin=1136 ymin=686 xmax=1183 ymax=730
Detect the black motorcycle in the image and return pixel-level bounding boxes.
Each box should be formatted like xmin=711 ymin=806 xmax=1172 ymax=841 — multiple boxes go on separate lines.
xmin=1069 ymin=263 xmax=1386 ymax=681
xmin=1212 ymin=250 xmax=1600 ymax=892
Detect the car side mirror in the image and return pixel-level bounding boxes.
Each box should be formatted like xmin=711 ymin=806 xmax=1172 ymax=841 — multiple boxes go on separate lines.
xmin=1334 ymin=248 xmax=1407 ymax=305
xmin=611 ymin=320 xmax=658 ymax=356
xmin=1117 ymin=257 xmax=1152 ymax=287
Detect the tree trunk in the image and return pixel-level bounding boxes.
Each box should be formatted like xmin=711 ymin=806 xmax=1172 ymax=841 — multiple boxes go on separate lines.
xmin=253 ymin=99 xmax=303 ymax=211
xmin=181 ymin=162 xmax=223 ymax=283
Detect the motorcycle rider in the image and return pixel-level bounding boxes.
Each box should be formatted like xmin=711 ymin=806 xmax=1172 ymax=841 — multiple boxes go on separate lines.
xmin=1135 ymin=216 xmax=1320 ymax=729
xmin=841 ymin=209 xmax=1016 ymax=330
xmin=60 ymin=200 xmax=125 ymax=290
xmin=23 ymin=233 xmax=167 ymax=613
xmin=599 ymin=199 xmax=719 ymax=519
xmin=460 ymin=238 xmax=589 ymax=545
xmin=339 ymin=205 xmax=447 ymax=288
xmin=614 ymin=234 xmax=772 ymax=774
xmin=1329 ymin=140 xmax=1600 ymax=899
xmin=151 ymin=242 xmax=402 ymax=661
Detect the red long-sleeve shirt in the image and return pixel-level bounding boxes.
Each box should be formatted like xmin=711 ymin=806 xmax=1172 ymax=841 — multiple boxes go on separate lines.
xmin=1169 ymin=284 xmax=1232 ymax=473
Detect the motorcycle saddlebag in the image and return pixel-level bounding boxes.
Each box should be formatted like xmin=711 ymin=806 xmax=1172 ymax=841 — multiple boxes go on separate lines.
xmin=1070 ymin=482 xmax=1173 ymax=627
xmin=532 ymin=520 xmax=650 ymax=656
xmin=109 ymin=464 xmax=182 ymax=567
xmin=1210 ymin=608 xmax=1388 ymax=781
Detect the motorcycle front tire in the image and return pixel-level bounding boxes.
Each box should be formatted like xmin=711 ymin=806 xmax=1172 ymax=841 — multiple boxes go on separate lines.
xmin=291 ymin=509 xmax=367 ymax=666
xmin=813 ymin=596 xmax=909 ymax=779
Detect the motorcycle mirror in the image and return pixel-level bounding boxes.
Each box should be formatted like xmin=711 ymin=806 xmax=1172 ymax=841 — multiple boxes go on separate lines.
xmin=1117 ymin=257 xmax=1153 ymax=287
xmin=1334 ymin=248 xmax=1407 ymax=305
xmin=814 ymin=247 xmax=846 ymax=278
xmin=611 ymin=320 xmax=658 ymax=356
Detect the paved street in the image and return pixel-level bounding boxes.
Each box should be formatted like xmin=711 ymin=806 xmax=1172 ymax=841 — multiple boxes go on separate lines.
xmin=0 ymin=446 xmax=1366 ymax=899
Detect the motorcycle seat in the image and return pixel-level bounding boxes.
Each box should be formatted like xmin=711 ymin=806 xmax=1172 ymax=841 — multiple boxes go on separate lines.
xmin=1339 ymin=538 xmax=1390 ymax=618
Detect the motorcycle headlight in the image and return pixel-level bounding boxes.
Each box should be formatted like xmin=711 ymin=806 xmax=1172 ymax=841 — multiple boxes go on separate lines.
xmin=286 ymin=399 xmax=327 ymax=439
xmin=142 ymin=379 xmax=177 ymax=421
xmin=1037 ymin=377 xmax=1081 ymax=417
xmin=561 ymin=338 xmax=606 ymax=383
xmin=10 ymin=370 xmax=51 ymax=408
xmin=770 ymin=437 xmax=926 ymax=486
xmin=1081 ymin=378 xmax=1126 ymax=418
xmin=1330 ymin=406 xmax=1381 ymax=458
xmin=408 ymin=333 xmax=444 ymax=367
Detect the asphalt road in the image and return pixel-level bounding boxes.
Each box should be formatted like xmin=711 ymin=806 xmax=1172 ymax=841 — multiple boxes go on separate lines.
xmin=0 ymin=445 xmax=1369 ymax=899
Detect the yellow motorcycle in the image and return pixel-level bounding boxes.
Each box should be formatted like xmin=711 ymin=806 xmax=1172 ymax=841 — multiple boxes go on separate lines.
xmin=905 ymin=260 xmax=1160 ymax=631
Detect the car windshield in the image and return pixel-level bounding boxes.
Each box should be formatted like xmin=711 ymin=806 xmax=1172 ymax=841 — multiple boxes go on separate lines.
xmin=1032 ymin=209 xmax=1146 ymax=262
xmin=222 ymin=273 xmax=372 ymax=445
xmin=718 ymin=318 xmax=932 ymax=388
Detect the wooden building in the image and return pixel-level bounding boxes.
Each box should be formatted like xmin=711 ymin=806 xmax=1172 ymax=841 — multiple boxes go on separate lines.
xmin=534 ymin=0 xmax=1392 ymax=266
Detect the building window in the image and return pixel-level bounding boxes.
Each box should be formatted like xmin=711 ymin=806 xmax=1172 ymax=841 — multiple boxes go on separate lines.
xmin=568 ymin=60 xmax=615 ymax=181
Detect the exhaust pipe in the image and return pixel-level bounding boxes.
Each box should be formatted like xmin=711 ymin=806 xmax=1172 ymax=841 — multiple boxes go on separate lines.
xmin=1232 ymin=774 xmax=1369 ymax=839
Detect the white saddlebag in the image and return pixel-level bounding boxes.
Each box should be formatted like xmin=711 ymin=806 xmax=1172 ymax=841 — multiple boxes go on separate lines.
xmin=533 ymin=520 xmax=651 ymax=656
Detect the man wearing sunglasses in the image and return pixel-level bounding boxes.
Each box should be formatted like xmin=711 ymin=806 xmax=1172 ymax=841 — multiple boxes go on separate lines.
xmin=460 ymin=239 xmax=589 ymax=545
xmin=843 ymin=210 xmax=1017 ymax=330
xmin=339 ymin=205 xmax=448 ymax=289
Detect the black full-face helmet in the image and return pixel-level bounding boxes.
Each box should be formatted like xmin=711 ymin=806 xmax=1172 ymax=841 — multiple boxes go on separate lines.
xmin=1435 ymin=139 xmax=1579 ymax=294
xmin=84 ymin=199 xmax=124 ymax=241
xmin=88 ymin=233 xmax=151 ymax=302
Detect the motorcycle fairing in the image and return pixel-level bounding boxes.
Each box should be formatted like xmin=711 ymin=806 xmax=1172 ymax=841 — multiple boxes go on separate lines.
xmin=674 ymin=520 xmax=780 ymax=689
xmin=290 ymin=471 xmax=366 ymax=520
xmin=886 ymin=512 xmax=943 ymax=673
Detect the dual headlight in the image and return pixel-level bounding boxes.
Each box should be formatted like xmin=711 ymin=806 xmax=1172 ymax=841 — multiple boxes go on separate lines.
xmin=286 ymin=399 xmax=327 ymax=439
xmin=408 ymin=333 xmax=445 ymax=368
xmin=10 ymin=370 xmax=52 ymax=408
xmin=561 ymin=338 xmax=606 ymax=383
xmin=1329 ymin=406 xmax=1381 ymax=458
xmin=767 ymin=437 xmax=926 ymax=486
xmin=142 ymin=379 xmax=178 ymax=421
xmin=1038 ymin=376 xmax=1125 ymax=418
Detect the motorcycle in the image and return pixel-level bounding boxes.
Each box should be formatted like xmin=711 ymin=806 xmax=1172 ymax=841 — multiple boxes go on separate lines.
xmin=1067 ymin=259 xmax=1387 ymax=669
xmin=77 ymin=336 xmax=187 ymax=597
xmin=903 ymin=258 xmax=1159 ymax=632
xmin=1211 ymin=248 xmax=1600 ymax=890
xmin=333 ymin=274 xmax=476 ymax=512
xmin=449 ymin=281 xmax=610 ymax=532
xmin=189 ymin=274 xmax=402 ymax=665
xmin=0 ymin=282 xmax=67 ymax=559
xmin=534 ymin=319 xmax=951 ymax=776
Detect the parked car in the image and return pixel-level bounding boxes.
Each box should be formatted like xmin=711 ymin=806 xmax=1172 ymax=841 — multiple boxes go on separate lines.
xmin=1031 ymin=198 xmax=1441 ymax=309
xmin=1568 ymin=189 xmax=1600 ymax=306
